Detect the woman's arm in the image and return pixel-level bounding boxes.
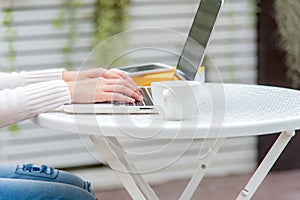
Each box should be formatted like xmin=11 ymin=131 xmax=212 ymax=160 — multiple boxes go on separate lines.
xmin=0 ymin=68 xmax=142 ymax=128
xmin=0 ymin=72 xmax=25 ymax=90
xmin=0 ymin=80 xmax=71 ymax=128
xmin=0 ymin=69 xmax=65 ymax=90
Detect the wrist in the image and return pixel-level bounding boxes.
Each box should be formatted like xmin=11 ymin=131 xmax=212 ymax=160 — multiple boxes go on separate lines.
xmin=66 ymin=81 xmax=75 ymax=102
xmin=62 ymin=71 xmax=78 ymax=82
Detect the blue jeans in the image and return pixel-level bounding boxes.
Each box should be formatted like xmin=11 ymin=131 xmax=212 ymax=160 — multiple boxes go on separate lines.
xmin=0 ymin=164 xmax=98 ymax=200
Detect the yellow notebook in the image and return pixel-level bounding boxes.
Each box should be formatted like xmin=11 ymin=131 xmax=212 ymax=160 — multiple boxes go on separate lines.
xmin=132 ymin=66 xmax=205 ymax=86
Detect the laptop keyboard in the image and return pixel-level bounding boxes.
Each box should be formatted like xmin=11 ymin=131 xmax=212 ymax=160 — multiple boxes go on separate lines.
xmin=139 ymin=87 xmax=153 ymax=106
xmin=113 ymin=87 xmax=154 ymax=107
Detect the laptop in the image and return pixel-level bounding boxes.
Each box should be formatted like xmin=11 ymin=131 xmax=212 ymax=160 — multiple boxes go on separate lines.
xmin=63 ymin=0 xmax=223 ymax=114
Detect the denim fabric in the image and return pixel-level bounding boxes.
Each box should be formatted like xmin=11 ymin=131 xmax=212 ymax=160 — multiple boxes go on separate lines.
xmin=0 ymin=164 xmax=98 ymax=200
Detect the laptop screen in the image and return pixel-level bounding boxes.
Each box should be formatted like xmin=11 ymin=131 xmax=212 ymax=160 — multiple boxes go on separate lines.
xmin=176 ymin=0 xmax=223 ymax=80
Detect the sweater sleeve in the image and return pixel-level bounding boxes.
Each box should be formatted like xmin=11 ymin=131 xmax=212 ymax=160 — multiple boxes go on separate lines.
xmin=0 ymin=80 xmax=71 ymax=128
xmin=0 ymin=69 xmax=65 ymax=90
xmin=0 ymin=72 xmax=25 ymax=90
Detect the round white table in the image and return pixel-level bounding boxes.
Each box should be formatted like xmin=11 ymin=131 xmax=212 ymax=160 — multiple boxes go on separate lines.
xmin=32 ymin=83 xmax=300 ymax=200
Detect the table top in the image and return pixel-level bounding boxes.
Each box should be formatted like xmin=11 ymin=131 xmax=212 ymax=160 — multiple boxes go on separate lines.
xmin=32 ymin=83 xmax=300 ymax=139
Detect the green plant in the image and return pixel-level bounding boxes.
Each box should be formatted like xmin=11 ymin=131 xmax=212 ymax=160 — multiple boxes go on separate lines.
xmin=52 ymin=0 xmax=130 ymax=69
xmin=8 ymin=124 xmax=22 ymax=133
xmin=2 ymin=1 xmax=21 ymax=133
xmin=274 ymin=0 xmax=300 ymax=88
xmin=2 ymin=1 xmax=17 ymax=72
xmin=93 ymin=0 xmax=130 ymax=44
xmin=92 ymin=0 xmax=130 ymax=67
xmin=52 ymin=0 xmax=84 ymax=70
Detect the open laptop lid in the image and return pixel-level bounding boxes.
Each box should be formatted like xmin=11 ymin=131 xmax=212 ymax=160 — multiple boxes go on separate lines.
xmin=176 ymin=0 xmax=223 ymax=80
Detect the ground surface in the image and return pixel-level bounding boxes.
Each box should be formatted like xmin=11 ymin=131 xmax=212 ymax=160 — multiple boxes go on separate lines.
xmin=96 ymin=170 xmax=300 ymax=200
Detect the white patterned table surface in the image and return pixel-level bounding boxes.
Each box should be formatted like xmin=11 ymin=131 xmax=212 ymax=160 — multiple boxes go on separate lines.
xmin=32 ymin=83 xmax=300 ymax=139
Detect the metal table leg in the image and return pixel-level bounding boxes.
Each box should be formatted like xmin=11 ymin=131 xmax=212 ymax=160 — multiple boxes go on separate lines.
xmin=90 ymin=136 xmax=158 ymax=200
xmin=236 ymin=131 xmax=295 ymax=200
xmin=179 ymin=138 xmax=226 ymax=200
xmin=107 ymin=136 xmax=159 ymax=200
xmin=89 ymin=135 xmax=148 ymax=200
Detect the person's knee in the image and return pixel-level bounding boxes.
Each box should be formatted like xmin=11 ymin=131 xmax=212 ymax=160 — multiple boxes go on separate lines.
xmin=0 ymin=178 xmax=98 ymax=200
xmin=0 ymin=164 xmax=97 ymax=199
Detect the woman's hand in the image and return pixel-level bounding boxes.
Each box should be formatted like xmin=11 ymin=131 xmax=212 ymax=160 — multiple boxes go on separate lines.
xmin=63 ymin=68 xmax=142 ymax=103
xmin=66 ymin=77 xmax=143 ymax=103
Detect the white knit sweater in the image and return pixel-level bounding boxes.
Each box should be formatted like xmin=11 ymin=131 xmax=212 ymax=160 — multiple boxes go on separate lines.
xmin=0 ymin=69 xmax=71 ymax=128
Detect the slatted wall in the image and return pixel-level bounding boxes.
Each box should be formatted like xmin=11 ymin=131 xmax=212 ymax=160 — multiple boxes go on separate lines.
xmin=0 ymin=0 xmax=258 ymax=190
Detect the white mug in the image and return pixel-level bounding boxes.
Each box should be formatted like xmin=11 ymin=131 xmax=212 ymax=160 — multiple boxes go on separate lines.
xmin=151 ymin=81 xmax=203 ymax=120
